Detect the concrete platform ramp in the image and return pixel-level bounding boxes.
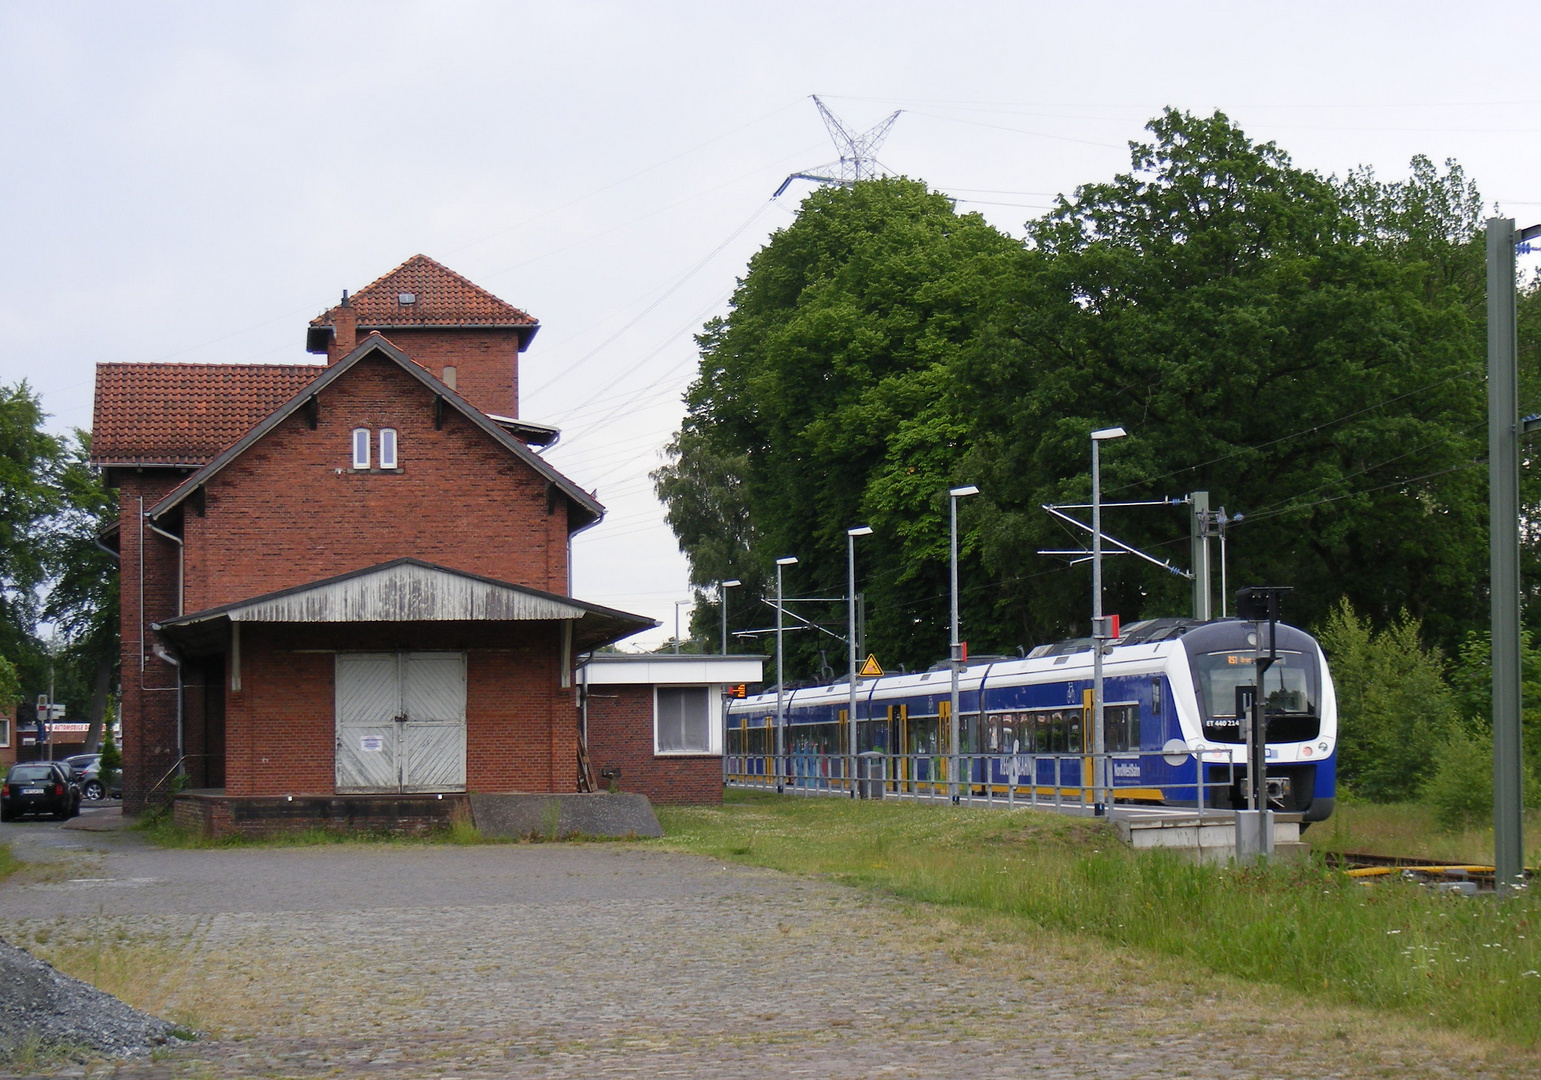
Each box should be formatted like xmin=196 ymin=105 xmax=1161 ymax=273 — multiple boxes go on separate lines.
xmin=469 ymin=793 xmax=663 ymax=840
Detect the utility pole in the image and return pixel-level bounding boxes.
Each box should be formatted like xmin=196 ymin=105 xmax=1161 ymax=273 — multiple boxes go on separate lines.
xmin=1487 ymin=216 xmax=1540 ymax=894
xmin=1190 ymin=491 xmax=1212 ymax=622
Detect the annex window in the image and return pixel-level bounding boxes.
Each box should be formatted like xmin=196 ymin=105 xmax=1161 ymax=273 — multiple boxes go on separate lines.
xmin=655 ymin=686 xmax=712 ymax=754
xmin=351 ymin=428 xmax=370 ymax=470
xmin=0 ymin=716 xmax=9 ymax=748
xmin=379 ymin=428 xmax=398 ymax=469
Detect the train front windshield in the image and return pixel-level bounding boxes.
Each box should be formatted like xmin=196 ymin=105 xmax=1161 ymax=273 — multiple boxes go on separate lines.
xmin=1183 ymin=624 xmax=1322 ymax=744
xmin=1193 ymin=651 xmax=1313 ymax=713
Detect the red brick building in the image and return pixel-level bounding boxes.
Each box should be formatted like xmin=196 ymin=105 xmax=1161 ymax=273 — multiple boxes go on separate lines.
xmin=579 ymin=654 xmax=763 ymax=805
xmin=93 ymin=256 xmax=654 ymax=817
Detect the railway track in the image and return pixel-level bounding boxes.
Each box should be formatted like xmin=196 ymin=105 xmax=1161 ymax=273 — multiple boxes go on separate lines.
xmin=1323 ymin=850 xmax=1534 ymax=891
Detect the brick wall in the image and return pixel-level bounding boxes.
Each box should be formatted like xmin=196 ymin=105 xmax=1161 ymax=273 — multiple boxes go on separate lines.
xmin=362 ymin=328 xmax=525 ymax=421
xmin=116 ymin=470 xmax=192 ymax=813
xmin=224 ymin=622 xmax=574 ymax=798
xmin=585 ymin=685 xmax=723 ymax=805
xmin=174 ymin=792 xmax=467 ymax=839
xmin=180 ymin=352 xmax=571 ymax=612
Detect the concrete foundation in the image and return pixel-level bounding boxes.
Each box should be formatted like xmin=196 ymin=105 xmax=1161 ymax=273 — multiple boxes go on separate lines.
xmin=1115 ymin=812 xmax=1306 ymax=864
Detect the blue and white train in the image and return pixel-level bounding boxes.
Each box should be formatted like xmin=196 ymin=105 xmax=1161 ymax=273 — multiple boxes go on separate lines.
xmin=725 ymin=617 xmax=1337 ymax=821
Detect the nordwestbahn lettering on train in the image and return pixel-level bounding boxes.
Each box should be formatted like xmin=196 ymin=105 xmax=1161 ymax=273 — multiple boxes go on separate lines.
xmin=726 ymin=617 xmax=1337 ymax=821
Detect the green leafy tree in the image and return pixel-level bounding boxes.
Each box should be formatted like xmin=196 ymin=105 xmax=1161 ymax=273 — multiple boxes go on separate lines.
xmin=41 ymin=432 xmax=119 ymax=751
xmin=1317 ymin=600 xmax=1457 ymax=801
xmin=0 ymin=382 xmax=64 ymax=697
xmin=1421 ymin=726 xmax=1541 ymax=832
xmin=0 ymin=653 xmax=19 ymax=713
xmin=655 ymin=178 xmax=1021 ymax=673
xmin=955 ymin=110 xmax=1488 ymax=649
xmin=660 ymin=112 xmax=1511 ymax=679
xmin=1447 ymin=629 xmax=1541 ymax=781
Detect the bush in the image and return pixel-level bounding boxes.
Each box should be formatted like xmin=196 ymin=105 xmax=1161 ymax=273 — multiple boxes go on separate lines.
xmin=98 ymin=731 xmax=121 ymax=791
xmin=1422 ymin=726 xmax=1541 ymax=832
xmin=1317 ymin=600 xmax=1456 ymax=801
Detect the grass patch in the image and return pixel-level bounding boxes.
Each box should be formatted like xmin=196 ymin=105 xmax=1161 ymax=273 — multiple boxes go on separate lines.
xmin=0 ymin=842 xmax=21 ymax=883
xmin=655 ymin=790 xmax=1541 ymax=1046
xmin=1312 ymin=799 xmax=1541 ymax=866
xmin=134 ymin=814 xmax=431 ymax=849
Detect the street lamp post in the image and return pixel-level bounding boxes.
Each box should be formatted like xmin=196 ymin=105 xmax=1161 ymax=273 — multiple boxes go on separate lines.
xmin=1091 ymin=427 xmax=1127 ymax=817
xmin=673 ymin=599 xmax=692 ymax=655
xmin=847 ymin=527 xmax=873 ymax=796
xmin=775 ymin=556 xmax=797 ymax=794
xmin=948 ymin=485 xmax=980 ymax=804
xmin=718 ymin=579 xmax=741 ymax=655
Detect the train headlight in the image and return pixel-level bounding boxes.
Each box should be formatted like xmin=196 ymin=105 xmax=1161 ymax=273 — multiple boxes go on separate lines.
xmin=1318 ymin=741 xmax=1329 ymax=753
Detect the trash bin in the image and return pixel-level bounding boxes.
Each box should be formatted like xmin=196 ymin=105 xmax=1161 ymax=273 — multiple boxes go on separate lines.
xmin=858 ymin=751 xmax=885 ymax=800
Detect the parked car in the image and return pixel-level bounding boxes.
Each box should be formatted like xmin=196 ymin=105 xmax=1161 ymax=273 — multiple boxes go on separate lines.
xmin=63 ymin=753 xmax=120 ymax=801
xmin=1 ymin=761 xmax=82 ymax=821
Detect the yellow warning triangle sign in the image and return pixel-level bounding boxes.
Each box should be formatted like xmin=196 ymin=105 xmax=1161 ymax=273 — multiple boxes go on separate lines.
xmin=859 ymin=654 xmax=884 ymax=677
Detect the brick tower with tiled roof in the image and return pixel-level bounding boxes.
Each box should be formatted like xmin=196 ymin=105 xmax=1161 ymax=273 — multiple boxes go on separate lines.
xmin=306 ymin=255 xmax=538 ymax=420
xmin=89 ymin=256 xmax=648 ymax=823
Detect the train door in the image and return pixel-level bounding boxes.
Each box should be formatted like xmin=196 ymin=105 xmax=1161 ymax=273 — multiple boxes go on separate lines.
xmin=888 ymin=704 xmax=909 ymax=794
xmin=1081 ymin=688 xmax=1094 ymax=802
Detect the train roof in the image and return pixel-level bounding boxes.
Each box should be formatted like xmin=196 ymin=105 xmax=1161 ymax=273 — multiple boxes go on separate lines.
xmin=733 ymin=617 xmax=1316 ymax=710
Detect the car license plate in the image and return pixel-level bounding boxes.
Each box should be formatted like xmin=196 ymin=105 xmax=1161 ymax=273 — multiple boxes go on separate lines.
xmin=21 ymin=787 xmax=44 ymax=795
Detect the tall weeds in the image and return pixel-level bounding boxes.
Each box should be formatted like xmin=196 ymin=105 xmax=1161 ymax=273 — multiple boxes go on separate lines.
xmin=657 ymin=793 xmax=1541 ymax=1045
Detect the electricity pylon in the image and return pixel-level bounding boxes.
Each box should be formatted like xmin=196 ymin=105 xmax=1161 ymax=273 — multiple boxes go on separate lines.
xmin=774 ymin=95 xmax=902 ymax=197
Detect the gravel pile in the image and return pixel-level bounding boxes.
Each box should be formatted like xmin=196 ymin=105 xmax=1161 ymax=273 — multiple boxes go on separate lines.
xmin=0 ymin=936 xmax=180 ymax=1059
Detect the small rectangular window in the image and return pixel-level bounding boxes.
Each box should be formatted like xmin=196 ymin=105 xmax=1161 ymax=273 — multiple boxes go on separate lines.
xmin=351 ymin=428 xmax=370 ymax=470
xmin=379 ymin=428 xmax=398 ymax=469
xmin=0 ymin=717 xmax=10 ymax=748
xmin=656 ymin=687 xmax=711 ymax=753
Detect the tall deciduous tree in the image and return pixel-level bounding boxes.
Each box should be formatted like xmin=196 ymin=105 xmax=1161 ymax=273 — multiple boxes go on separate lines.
xmin=42 ymin=432 xmax=119 ymax=751
xmin=655 ymin=178 xmax=1020 ymax=671
xmin=0 ymin=382 xmax=63 ymax=705
xmin=659 ymin=111 xmax=1510 ymax=680
xmin=956 ymin=110 xmax=1487 ymax=650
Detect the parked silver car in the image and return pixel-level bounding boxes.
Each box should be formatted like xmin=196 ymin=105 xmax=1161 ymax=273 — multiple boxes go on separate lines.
xmin=62 ymin=753 xmax=121 ymax=801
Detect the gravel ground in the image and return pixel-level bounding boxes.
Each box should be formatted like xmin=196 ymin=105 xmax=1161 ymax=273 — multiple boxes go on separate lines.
xmin=0 ymin=808 xmax=1536 ymax=1079
xmin=0 ymin=936 xmax=176 ymax=1061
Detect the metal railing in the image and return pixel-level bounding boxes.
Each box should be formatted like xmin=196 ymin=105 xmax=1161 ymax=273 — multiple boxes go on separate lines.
xmin=724 ymin=746 xmax=1244 ymax=815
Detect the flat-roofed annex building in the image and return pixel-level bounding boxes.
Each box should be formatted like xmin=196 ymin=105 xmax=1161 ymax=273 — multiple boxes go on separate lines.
xmin=93 ymin=256 xmax=654 ymax=818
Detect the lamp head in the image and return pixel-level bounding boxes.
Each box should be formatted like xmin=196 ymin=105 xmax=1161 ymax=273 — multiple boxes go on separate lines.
xmin=775 ymin=556 xmax=798 ymax=566
xmin=721 ymin=579 xmax=742 ymax=589
xmin=948 ymin=485 xmax=980 ymax=498
xmin=1091 ymin=426 xmax=1127 ymax=441
xmin=847 ymin=525 xmax=873 ymax=537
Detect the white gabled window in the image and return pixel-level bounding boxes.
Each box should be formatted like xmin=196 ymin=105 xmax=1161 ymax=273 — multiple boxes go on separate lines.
xmin=655 ymin=686 xmax=713 ymax=754
xmin=351 ymin=428 xmax=370 ymax=470
xmin=379 ymin=428 xmax=398 ymax=470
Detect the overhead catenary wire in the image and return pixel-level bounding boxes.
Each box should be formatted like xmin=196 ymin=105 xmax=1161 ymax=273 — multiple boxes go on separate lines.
xmin=523 ymin=199 xmax=774 ymax=403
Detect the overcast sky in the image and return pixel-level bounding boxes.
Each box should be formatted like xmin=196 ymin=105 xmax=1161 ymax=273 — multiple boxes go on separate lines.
xmin=3 ymin=1 xmax=1539 ymax=648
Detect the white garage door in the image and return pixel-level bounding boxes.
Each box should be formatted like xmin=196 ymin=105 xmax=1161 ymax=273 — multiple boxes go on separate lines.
xmin=335 ymin=652 xmax=467 ymax=793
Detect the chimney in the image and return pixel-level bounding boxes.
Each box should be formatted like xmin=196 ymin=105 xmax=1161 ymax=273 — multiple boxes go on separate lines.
xmin=330 ymin=290 xmax=357 ymax=364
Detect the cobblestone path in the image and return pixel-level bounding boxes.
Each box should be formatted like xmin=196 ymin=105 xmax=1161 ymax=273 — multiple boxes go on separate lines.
xmin=0 ymin=814 xmax=1533 ymax=1079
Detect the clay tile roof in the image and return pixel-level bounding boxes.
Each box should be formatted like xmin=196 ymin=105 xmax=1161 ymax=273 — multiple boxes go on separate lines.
xmin=309 ymin=254 xmax=537 ymax=330
xmin=91 ymin=363 xmax=324 ymax=467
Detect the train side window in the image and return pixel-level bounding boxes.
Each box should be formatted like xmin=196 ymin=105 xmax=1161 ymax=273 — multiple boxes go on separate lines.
xmin=1068 ymin=711 xmax=1083 ymax=754
xmin=1130 ymin=705 xmax=1142 ymax=750
xmin=1151 ymin=677 xmax=1163 ymax=721
xmin=1107 ymin=706 xmax=1125 ymax=752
